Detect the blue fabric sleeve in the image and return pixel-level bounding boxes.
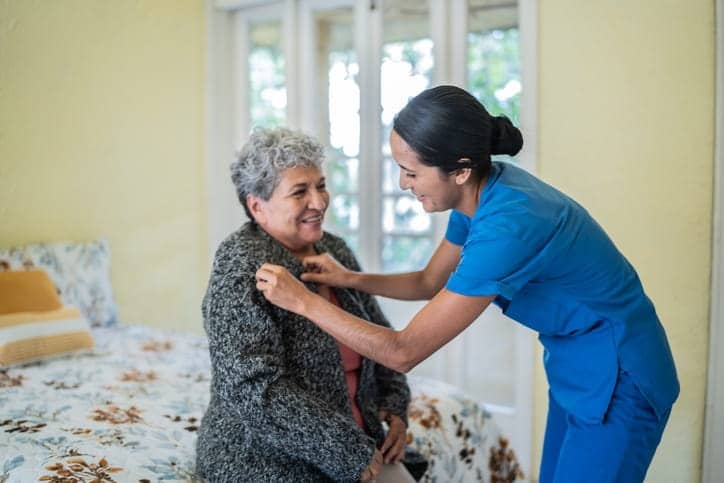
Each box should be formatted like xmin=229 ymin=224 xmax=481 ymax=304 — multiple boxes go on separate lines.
xmin=446 ymin=235 xmax=541 ymax=299
xmin=444 ymin=210 xmax=471 ymax=246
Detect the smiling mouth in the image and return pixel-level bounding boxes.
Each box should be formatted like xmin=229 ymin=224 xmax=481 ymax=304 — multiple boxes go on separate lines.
xmin=301 ymin=214 xmax=323 ymax=223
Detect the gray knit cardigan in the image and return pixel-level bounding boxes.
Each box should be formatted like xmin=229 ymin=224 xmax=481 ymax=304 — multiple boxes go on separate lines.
xmin=196 ymin=223 xmax=425 ymax=482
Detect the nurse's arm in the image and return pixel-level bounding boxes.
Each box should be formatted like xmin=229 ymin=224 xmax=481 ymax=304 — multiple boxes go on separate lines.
xmin=299 ymin=287 xmax=494 ymax=373
xmin=302 ymin=239 xmax=462 ymax=301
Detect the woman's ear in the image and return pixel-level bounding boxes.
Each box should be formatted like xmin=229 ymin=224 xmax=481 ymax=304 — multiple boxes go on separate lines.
xmin=246 ymin=194 xmax=267 ymax=225
xmin=454 ymin=159 xmax=473 ymax=185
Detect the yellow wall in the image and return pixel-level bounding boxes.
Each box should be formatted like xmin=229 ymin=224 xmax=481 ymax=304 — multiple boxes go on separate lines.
xmin=0 ymin=0 xmax=208 ymax=332
xmin=535 ymin=1 xmax=714 ymax=481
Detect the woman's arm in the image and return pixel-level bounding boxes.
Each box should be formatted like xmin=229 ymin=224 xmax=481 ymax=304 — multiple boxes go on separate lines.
xmin=256 ymin=263 xmax=494 ymax=373
xmin=302 ymin=239 xmax=462 ymax=300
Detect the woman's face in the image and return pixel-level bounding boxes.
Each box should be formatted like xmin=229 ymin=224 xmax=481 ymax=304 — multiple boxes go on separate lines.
xmin=251 ymin=166 xmax=329 ymax=253
xmin=390 ymin=130 xmax=459 ymax=213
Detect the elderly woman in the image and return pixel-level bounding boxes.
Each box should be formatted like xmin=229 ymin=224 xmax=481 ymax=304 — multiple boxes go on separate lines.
xmin=196 ymin=127 xmax=426 ymax=482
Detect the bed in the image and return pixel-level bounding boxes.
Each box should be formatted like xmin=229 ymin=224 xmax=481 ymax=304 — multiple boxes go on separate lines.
xmin=0 ymin=240 xmax=523 ymax=483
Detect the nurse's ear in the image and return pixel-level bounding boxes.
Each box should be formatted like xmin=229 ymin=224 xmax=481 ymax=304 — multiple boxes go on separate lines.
xmin=453 ymin=158 xmax=473 ymax=186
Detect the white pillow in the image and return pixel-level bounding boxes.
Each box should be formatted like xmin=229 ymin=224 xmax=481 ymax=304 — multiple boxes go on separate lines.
xmin=0 ymin=239 xmax=118 ymax=327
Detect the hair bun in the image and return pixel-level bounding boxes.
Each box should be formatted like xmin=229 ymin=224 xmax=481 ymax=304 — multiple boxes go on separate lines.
xmin=490 ymin=115 xmax=523 ymax=156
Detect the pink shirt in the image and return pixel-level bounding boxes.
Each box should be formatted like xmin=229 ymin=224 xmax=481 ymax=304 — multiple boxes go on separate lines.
xmin=328 ymin=290 xmax=365 ymax=429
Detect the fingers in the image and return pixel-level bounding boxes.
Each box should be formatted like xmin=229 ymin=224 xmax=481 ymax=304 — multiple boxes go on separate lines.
xmin=299 ymin=271 xmax=325 ymax=283
xmin=254 ymin=271 xmax=276 ymax=296
xmin=301 ymin=254 xmax=327 ymax=269
xmin=380 ymin=415 xmax=407 ymax=464
xmin=256 ymin=263 xmax=283 ymax=277
xmin=389 ymin=434 xmax=406 ymax=464
xmin=300 ymin=256 xmax=328 ymax=283
xmin=381 ymin=432 xmax=406 ymax=463
xmin=379 ymin=433 xmax=393 ymax=455
xmin=360 ymin=449 xmax=383 ymax=482
xmin=371 ymin=449 xmax=383 ymax=475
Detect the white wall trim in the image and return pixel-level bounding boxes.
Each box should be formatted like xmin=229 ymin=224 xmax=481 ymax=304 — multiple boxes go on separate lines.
xmin=703 ymin=0 xmax=724 ymax=481
xmin=205 ymin=0 xmax=242 ymax=261
xmin=514 ymin=1 xmax=537 ymax=477
xmin=355 ymin=0 xmax=383 ymax=272
xmin=214 ymin=0 xmax=282 ymax=10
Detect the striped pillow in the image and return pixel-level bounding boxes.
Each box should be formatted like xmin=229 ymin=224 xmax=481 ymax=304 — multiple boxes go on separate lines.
xmin=0 ymin=306 xmax=94 ymax=367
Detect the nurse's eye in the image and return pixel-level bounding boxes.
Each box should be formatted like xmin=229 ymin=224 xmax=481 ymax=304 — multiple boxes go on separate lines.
xmin=406 ymin=173 xmax=416 ymax=179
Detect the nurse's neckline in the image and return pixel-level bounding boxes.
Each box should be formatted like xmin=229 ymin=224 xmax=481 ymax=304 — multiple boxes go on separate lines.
xmin=456 ymin=174 xmax=489 ymax=218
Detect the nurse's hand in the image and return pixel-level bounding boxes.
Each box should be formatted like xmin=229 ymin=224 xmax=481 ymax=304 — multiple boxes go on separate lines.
xmin=255 ymin=263 xmax=311 ymax=314
xmin=300 ymin=253 xmax=355 ymax=288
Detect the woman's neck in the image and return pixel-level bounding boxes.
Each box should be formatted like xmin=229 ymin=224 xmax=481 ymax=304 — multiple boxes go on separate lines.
xmin=456 ymin=176 xmax=488 ymax=218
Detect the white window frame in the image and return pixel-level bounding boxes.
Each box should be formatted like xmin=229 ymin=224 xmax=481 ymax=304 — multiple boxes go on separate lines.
xmin=704 ymin=0 xmax=724 ymax=481
xmin=206 ymin=0 xmax=538 ymax=475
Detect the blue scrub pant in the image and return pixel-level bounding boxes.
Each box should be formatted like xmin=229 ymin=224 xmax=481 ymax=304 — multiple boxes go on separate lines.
xmin=539 ymin=371 xmax=671 ymax=483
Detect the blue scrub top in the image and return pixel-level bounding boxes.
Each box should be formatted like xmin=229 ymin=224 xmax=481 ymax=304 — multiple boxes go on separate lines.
xmin=445 ymin=161 xmax=679 ymax=423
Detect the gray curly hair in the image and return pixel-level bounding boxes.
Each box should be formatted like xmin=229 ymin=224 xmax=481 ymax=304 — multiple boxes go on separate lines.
xmin=231 ymin=127 xmax=325 ymax=221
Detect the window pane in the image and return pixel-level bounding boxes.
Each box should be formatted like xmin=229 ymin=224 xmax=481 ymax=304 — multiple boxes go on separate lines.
xmin=326 ymin=156 xmax=358 ymax=194
xmin=467 ymin=0 xmax=520 ymax=124
xmin=382 ymin=236 xmax=434 ymax=272
xmin=339 ymin=232 xmax=359 ymax=254
xmin=328 ymin=194 xmax=359 ymax=231
xmin=382 ymin=196 xmax=431 ymax=234
xmin=381 ymin=0 xmax=434 ymax=156
xmin=249 ymin=21 xmax=286 ymax=128
xmin=380 ymin=0 xmax=434 ymax=270
xmin=313 ymin=8 xmax=360 ymax=241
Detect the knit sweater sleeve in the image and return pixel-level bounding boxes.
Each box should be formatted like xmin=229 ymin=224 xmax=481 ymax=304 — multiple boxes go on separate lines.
xmin=204 ymin=254 xmax=375 ymax=481
xmin=330 ymin=239 xmax=412 ymax=425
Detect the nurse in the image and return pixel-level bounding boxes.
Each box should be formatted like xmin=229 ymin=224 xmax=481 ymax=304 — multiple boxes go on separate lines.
xmin=255 ymin=85 xmax=679 ymax=483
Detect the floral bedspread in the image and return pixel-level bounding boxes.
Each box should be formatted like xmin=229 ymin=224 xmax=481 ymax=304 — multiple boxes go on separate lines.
xmin=0 ymin=325 xmax=522 ymax=482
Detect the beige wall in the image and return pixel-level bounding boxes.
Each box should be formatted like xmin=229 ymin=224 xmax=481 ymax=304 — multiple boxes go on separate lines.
xmin=0 ymin=0 xmax=208 ymax=332
xmin=534 ymin=1 xmax=714 ymax=481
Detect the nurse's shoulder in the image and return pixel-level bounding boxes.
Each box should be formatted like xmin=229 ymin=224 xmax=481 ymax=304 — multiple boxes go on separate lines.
xmin=470 ymin=161 xmax=570 ymax=244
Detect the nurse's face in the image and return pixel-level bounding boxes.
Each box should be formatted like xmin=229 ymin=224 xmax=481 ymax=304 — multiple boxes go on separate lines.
xmin=390 ymin=130 xmax=459 ymax=213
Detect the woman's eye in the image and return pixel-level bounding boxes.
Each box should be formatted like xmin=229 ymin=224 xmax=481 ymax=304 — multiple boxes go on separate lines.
xmin=318 ymin=184 xmax=327 ymax=190
xmin=293 ymin=190 xmax=306 ymax=197
xmin=406 ymin=173 xmax=416 ymax=179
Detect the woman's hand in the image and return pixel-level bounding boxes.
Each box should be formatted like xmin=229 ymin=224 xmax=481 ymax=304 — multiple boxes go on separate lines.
xmin=378 ymin=410 xmax=408 ymax=464
xmin=359 ymin=448 xmax=383 ymax=482
xmin=300 ymin=253 xmax=355 ymax=288
xmin=255 ymin=263 xmax=312 ymax=314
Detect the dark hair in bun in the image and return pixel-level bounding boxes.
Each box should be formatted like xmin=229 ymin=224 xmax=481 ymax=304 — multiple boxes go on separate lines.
xmin=393 ymin=85 xmax=523 ymax=179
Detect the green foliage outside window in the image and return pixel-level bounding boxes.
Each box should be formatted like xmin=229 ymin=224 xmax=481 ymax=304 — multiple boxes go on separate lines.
xmin=249 ymin=45 xmax=286 ymax=128
xmin=468 ymin=28 xmax=520 ymax=124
